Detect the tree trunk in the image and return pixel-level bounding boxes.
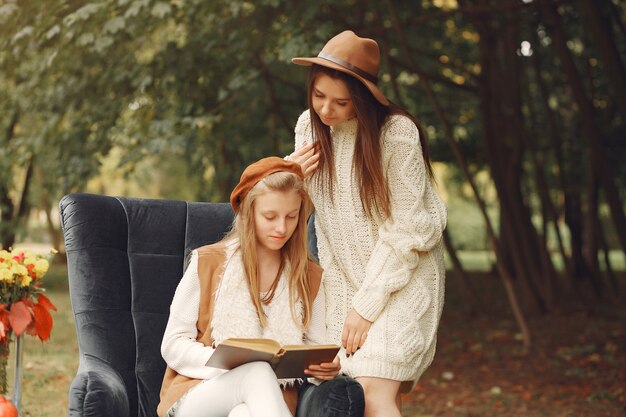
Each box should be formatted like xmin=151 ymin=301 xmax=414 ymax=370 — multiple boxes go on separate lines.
xmin=583 ymin=174 xmax=604 ymax=297
xmin=535 ymin=2 xmax=606 ymax=304
xmin=35 ymin=165 xmax=64 ymax=255
xmin=523 ymin=93 xmax=564 ymax=309
xmin=17 ymin=158 xmax=34 ymax=220
xmin=443 ymin=229 xmax=484 ymax=313
xmin=595 ymin=211 xmax=619 ymax=296
xmin=0 ymin=182 xmax=15 ymax=249
xmin=529 ymin=26 xmax=577 ymax=285
xmin=468 ymin=0 xmax=554 ymax=314
xmin=0 ymin=112 xmax=19 ymax=249
xmin=538 ymin=0 xmax=626 ymax=256
xmin=386 ymin=0 xmax=532 ymax=352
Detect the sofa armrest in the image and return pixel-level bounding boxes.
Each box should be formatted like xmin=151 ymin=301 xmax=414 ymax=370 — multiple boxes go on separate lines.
xmin=296 ymin=376 xmax=364 ymax=417
xmin=68 ymin=354 xmax=130 ymax=417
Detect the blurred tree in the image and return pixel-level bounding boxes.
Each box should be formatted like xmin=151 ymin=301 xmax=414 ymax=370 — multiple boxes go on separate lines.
xmin=0 ymin=0 xmax=624 ymax=343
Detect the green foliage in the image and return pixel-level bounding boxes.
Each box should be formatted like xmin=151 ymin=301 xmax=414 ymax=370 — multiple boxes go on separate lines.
xmin=0 ymin=0 xmax=624 ymax=262
xmin=2 ymin=0 xmax=478 ymax=210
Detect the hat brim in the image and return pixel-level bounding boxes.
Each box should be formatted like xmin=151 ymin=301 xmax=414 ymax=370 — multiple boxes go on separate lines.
xmin=292 ymin=56 xmax=389 ymax=106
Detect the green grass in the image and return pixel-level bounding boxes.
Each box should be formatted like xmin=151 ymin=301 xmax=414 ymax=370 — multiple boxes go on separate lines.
xmin=445 ymin=250 xmax=626 ymax=272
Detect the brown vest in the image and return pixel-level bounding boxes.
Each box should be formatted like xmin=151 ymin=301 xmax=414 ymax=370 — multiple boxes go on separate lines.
xmin=156 ymin=241 xmax=322 ymax=417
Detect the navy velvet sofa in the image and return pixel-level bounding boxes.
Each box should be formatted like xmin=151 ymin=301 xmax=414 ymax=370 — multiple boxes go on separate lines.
xmin=59 ymin=193 xmax=363 ymax=417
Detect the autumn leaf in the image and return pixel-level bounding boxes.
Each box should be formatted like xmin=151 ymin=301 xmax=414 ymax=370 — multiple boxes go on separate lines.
xmin=32 ymin=304 xmax=53 ymax=341
xmin=0 ymin=305 xmax=8 ymax=339
xmin=25 ymin=321 xmax=38 ymax=337
xmin=37 ymin=293 xmax=57 ymax=312
xmin=7 ymin=301 xmax=32 ymax=335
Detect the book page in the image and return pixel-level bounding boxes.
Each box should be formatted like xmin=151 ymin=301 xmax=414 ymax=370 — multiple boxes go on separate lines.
xmin=282 ymin=343 xmax=340 ymax=351
xmin=220 ymin=338 xmax=282 ymax=354
xmin=206 ymin=342 xmax=276 ymax=370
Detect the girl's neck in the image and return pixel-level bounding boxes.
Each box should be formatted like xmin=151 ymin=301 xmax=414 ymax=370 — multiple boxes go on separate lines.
xmin=256 ymin=245 xmax=284 ymax=293
xmin=256 ymin=244 xmax=282 ymax=265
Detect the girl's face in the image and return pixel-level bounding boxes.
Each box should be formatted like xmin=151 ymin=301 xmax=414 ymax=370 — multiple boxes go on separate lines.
xmin=312 ymin=73 xmax=356 ymax=126
xmin=253 ymin=189 xmax=302 ymax=253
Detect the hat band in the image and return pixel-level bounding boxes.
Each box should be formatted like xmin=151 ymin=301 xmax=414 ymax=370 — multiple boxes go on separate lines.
xmin=318 ymin=52 xmax=379 ymax=84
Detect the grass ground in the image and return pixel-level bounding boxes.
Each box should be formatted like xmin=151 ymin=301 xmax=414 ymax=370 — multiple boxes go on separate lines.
xmin=401 ymin=273 xmax=626 ymax=417
xmin=8 ymin=255 xmax=625 ymax=417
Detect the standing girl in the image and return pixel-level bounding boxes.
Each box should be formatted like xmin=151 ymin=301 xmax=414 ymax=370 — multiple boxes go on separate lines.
xmin=288 ymin=31 xmax=448 ymax=417
xmin=157 ymin=157 xmax=340 ymax=417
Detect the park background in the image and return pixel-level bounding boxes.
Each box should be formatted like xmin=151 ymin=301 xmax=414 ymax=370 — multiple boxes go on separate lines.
xmin=0 ymin=0 xmax=624 ymax=416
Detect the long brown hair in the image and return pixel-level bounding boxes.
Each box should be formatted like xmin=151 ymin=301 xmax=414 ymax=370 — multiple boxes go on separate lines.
xmin=226 ymin=171 xmax=314 ymax=329
xmin=307 ymin=64 xmax=434 ymax=219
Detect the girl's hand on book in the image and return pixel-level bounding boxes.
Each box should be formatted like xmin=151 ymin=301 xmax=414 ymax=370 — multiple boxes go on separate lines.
xmin=342 ymin=308 xmax=371 ymax=356
xmin=304 ymin=355 xmax=340 ymax=380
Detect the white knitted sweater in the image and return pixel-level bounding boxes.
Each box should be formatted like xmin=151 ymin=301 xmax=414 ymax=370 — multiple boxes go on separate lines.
xmin=295 ymin=110 xmax=447 ymax=383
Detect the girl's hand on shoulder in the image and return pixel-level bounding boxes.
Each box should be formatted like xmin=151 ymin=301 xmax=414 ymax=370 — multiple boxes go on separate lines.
xmin=287 ymin=141 xmax=320 ymax=178
xmin=342 ymin=308 xmax=371 ymax=356
xmin=304 ymin=355 xmax=340 ymax=380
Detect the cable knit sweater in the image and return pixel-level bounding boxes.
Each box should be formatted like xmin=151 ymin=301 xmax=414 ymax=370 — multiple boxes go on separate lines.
xmin=294 ymin=110 xmax=447 ymax=384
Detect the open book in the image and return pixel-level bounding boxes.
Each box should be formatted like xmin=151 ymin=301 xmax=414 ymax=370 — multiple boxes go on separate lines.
xmin=206 ymin=338 xmax=340 ymax=379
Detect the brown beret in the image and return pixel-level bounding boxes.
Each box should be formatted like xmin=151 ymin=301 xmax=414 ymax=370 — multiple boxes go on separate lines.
xmin=230 ymin=157 xmax=304 ymax=212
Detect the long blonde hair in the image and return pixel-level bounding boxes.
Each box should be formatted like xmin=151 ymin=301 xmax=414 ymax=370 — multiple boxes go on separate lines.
xmin=226 ymin=171 xmax=314 ymax=329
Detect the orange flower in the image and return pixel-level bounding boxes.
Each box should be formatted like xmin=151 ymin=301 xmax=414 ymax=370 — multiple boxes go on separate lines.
xmin=0 ymin=248 xmax=56 ymax=343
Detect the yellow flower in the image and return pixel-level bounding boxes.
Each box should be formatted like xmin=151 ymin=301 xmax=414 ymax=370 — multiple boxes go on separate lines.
xmin=11 ymin=264 xmax=27 ymax=276
xmin=20 ymin=274 xmax=32 ymax=287
xmin=0 ymin=268 xmax=12 ymax=282
xmin=34 ymin=259 xmax=49 ymax=275
xmin=0 ymin=250 xmax=10 ymax=260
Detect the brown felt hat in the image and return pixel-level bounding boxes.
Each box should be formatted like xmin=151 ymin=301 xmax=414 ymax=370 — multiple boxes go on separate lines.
xmin=230 ymin=157 xmax=304 ymax=212
xmin=292 ymin=30 xmax=389 ymax=106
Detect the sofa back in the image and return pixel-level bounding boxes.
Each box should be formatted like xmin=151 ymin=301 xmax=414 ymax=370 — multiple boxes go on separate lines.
xmin=60 ymin=193 xmax=233 ymax=417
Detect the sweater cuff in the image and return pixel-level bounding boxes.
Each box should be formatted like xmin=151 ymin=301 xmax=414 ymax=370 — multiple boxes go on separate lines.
xmin=352 ymin=289 xmax=387 ymax=322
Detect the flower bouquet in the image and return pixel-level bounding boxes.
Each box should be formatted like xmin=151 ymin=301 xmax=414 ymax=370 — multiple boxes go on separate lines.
xmin=0 ymin=248 xmax=57 ymax=400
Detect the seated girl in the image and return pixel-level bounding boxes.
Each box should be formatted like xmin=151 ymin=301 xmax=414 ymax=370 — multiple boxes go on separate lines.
xmin=157 ymin=157 xmax=340 ymax=417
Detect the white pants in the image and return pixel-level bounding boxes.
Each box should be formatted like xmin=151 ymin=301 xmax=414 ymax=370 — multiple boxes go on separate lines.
xmin=174 ymin=362 xmax=292 ymax=417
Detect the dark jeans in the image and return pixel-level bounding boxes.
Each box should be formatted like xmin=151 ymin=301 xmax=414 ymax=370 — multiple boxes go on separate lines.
xmin=296 ymin=376 xmax=364 ymax=417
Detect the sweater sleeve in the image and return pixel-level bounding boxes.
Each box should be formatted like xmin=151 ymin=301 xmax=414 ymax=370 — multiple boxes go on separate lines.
xmin=294 ymin=110 xmax=313 ymax=151
xmin=161 ymin=250 xmax=223 ymax=380
xmin=352 ymin=116 xmax=447 ymax=322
